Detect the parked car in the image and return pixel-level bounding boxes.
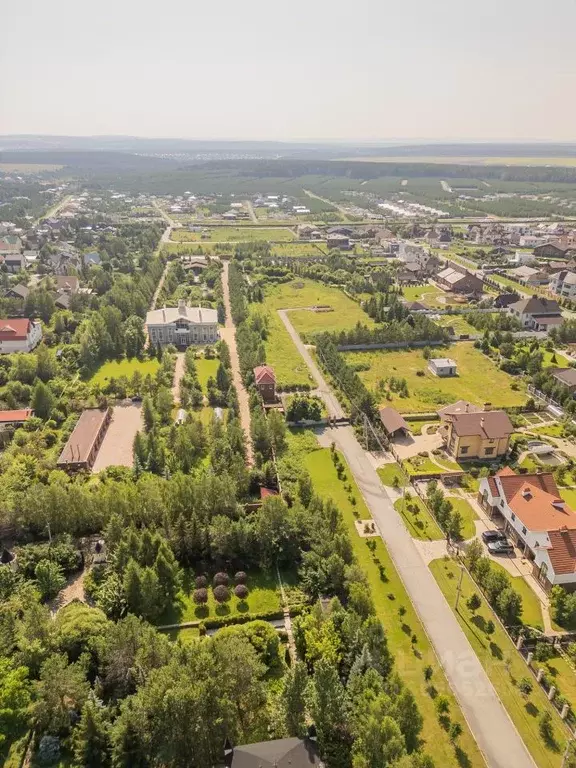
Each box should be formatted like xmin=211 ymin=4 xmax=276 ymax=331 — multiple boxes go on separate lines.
xmin=487 ymin=540 xmax=514 ymax=555
xmin=481 ymin=530 xmax=507 ymax=543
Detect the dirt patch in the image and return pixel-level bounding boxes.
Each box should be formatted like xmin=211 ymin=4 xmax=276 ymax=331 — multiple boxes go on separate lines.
xmin=91 ymin=404 xmax=142 ymax=472
xmin=354 ymin=519 xmax=379 ymax=537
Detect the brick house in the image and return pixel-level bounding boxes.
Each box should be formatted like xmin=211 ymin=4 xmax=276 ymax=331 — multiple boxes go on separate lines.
xmin=253 ymin=365 xmax=276 ymax=403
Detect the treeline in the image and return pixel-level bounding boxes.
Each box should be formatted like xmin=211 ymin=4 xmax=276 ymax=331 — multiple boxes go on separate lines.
xmin=364 ymin=294 xmax=411 ymax=323
xmin=326 ymin=316 xmax=449 ymax=348
xmin=465 ymin=539 xmax=524 ymax=626
xmin=551 ymin=319 xmax=576 ymax=344
xmin=465 ymin=311 xmax=522 ymax=332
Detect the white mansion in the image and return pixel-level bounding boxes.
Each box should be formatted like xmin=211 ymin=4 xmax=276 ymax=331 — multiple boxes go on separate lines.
xmin=146 ymin=301 xmax=219 ymax=348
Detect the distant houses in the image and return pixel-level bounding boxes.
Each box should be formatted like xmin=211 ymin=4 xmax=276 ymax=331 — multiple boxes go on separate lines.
xmin=508 ymin=296 xmax=564 ymax=332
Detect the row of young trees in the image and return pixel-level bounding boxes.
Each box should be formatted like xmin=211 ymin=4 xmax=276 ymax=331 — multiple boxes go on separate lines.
xmin=327 ymin=316 xmax=449 ymax=348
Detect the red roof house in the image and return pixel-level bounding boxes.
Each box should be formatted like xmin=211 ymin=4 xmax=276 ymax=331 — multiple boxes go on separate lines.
xmin=254 ymin=365 xmax=276 ymax=403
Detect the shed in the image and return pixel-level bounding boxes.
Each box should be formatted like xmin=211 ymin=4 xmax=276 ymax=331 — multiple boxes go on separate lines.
xmin=379 ymin=407 xmax=409 ymax=437
xmin=429 ymin=358 xmax=457 ymax=377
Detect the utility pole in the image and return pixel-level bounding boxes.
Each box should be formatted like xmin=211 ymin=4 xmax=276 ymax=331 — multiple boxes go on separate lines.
xmin=455 ymin=564 xmax=464 ymax=612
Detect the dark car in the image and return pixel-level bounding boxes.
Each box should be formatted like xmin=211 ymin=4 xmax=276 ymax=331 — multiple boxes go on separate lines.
xmin=487 ymin=540 xmax=514 ymax=555
xmin=481 ymin=530 xmax=507 ymax=543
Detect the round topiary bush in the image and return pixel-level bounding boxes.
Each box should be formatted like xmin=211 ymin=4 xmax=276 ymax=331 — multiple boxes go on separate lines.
xmin=213 ymin=585 xmax=230 ymax=603
xmin=234 ymin=571 xmax=247 ymax=584
xmin=213 ymin=572 xmax=229 ymax=587
xmin=195 ymin=575 xmax=207 ymax=589
xmin=234 ymin=584 xmax=249 ymax=599
xmin=193 ymin=588 xmax=208 ymax=605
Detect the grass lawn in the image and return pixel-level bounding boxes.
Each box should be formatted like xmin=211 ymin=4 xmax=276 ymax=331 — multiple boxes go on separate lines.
xmin=377 ymin=462 xmax=407 ymax=487
xmin=253 ymin=279 xmax=372 ymax=388
xmin=405 ymin=455 xmax=442 ymax=476
xmin=90 ymin=358 xmax=160 ymax=385
xmin=271 ymin=242 xmax=328 ymax=257
xmin=430 ymin=557 xmax=568 ymax=766
xmin=487 ymin=561 xmax=544 ymax=631
xmin=530 ymin=423 xmax=565 ymax=438
xmin=195 ymin=357 xmax=219 ymax=390
xmin=434 ymin=314 xmax=479 ymax=336
xmin=196 ymin=406 xmax=228 ymax=426
xmin=560 ymin=488 xmax=576 ymax=508
xmin=158 ymin=569 xmax=282 ymax=626
xmin=394 ymin=496 xmax=444 ymax=541
xmin=401 ymin=284 xmax=465 ymax=308
xmin=345 ymin=342 xmax=526 ymax=413
xmin=207 ymin=227 xmax=296 ymax=242
xmin=534 ymin=655 xmax=576 ymax=709
xmin=447 ymin=497 xmax=478 ymax=541
xmin=303 ymin=446 xmax=484 ymax=767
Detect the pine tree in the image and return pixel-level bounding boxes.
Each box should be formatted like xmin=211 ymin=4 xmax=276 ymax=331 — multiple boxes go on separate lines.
xmin=281 ymin=661 xmax=308 ymax=737
xmin=154 ymin=544 xmax=180 ymax=603
xmin=123 ymin=560 xmax=144 ymax=616
xmin=31 ymin=380 xmax=55 ymax=420
xmin=72 ymin=699 xmax=111 ymax=768
xmin=142 ymin=396 xmax=156 ymax=432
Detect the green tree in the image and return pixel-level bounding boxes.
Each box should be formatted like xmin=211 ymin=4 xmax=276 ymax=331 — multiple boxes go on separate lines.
xmin=35 ymin=558 xmax=66 ymax=600
xmin=123 ymin=560 xmax=144 ymax=616
xmin=0 ymin=659 xmax=31 ymax=748
xmin=124 ymin=316 xmax=146 ymax=359
xmin=72 ymin=699 xmax=111 ymax=768
xmin=155 ymin=387 xmax=173 ymax=425
xmin=496 ymin=587 xmax=523 ymax=625
xmin=33 ymin=654 xmax=90 ymax=734
xmin=466 ymin=593 xmax=482 ymax=614
xmin=309 ymin=659 xmax=350 ymax=765
xmin=36 ymin=344 xmax=56 ymax=382
xmin=142 ymin=396 xmax=156 ymax=432
xmin=31 ymin=379 xmax=55 ymax=420
xmin=281 ymin=661 xmax=308 ymax=737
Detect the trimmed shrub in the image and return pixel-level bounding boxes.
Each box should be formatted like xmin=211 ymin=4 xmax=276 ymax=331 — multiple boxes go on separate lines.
xmin=234 ymin=571 xmax=247 ymax=584
xmin=234 ymin=584 xmax=249 ymax=599
xmin=195 ymin=575 xmax=208 ymax=589
xmin=213 ymin=572 xmax=230 ymax=587
xmin=213 ymin=585 xmax=230 ymax=603
xmin=193 ymin=588 xmax=208 ymax=605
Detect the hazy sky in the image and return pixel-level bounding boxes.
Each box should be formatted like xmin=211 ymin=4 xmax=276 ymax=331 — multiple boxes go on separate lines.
xmin=2 ymin=0 xmax=576 ymax=141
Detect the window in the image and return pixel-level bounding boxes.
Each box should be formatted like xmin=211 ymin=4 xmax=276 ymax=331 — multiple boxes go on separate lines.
xmin=460 ymin=446 xmax=469 ymax=455
xmin=484 ymin=447 xmax=495 ymax=456
xmin=522 ymin=526 xmax=527 ymax=535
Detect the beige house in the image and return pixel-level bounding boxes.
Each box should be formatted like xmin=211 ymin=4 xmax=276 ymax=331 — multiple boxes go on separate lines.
xmin=441 ymin=409 xmax=513 ymax=460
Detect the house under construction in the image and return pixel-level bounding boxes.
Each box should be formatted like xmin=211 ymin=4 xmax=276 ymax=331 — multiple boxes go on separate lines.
xmin=57 ymin=407 xmax=112 ymax=472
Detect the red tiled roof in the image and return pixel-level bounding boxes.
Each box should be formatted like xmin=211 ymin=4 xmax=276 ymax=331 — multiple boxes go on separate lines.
xmin=487 ymin=477 xmax=499 ymax=497
xmin=498 ymin=471 xmax=576 ymax=531
xmin=0 ymin=408 xmax=33 ymax=423
xmin=260 ymin=487 xmax=278 ymax=499
xmin=548 ymin=529 xmax=576 ymax=575
xmin=0 ymin=318 xmax=31 ymax=341
xmin=254 ymin=365 xmax=276 ymax=384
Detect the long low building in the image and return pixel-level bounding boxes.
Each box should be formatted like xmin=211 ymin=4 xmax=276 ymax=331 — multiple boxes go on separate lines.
xmin=57 ymin=408 xmax=112 ymax=472
xmin=146 ymin=300 xmax=219 ymax=348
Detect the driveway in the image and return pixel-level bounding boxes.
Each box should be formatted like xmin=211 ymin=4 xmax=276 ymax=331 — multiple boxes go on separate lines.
xmin=392 ymin=430 xmax=443 ymax=459
xmin=221 ymin=261 xmax=254 ymax=466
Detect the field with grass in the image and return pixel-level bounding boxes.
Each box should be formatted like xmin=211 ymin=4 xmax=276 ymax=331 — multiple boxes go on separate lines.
xmin=434 ymin=314 xmax=479 ymax=336
xmin=345 ymin=342 xmax=526 ymax=412
xmin=158 ymin=569 xmax=282 ymax=626
xmin=377 ymin=462 xmax=407 ymax=487
xmin=253 ymin=279 xmax=373 ymax=388
xmin=195 ymin=357 xmax=219 ymax=390
xmin=301 ymin=443 xmax=484 ymax=767
xmin=339 ymin=155 xmax=576 ymax=167
xmin=430 ymin=557 xmax=566 ymax=766
xmin=446 ymin=497 xmax=478 ymax=541
xmin=172 ymin=226 xmax=296 ymax=243
xmin=271 ymin=242 xmax=328 ymax=257
xmin=90 ymin=358 xmax=160 ymax=385
xmin=401 ymin=284 xmax=467 ymax=308
xmin=534 ymin=654 xmax=576 ymax=711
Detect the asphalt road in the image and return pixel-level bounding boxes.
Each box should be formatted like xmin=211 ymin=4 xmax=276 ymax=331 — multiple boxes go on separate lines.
xmin=281 ymin=312 xmax=536 ymax=768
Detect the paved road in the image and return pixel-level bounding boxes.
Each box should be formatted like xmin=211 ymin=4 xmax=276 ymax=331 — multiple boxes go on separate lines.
xmin=277 ymin=309 xmax=344 ymax=419
xmin=244 ymin=199 xmax=258 ymax=223
xmin=282 ymin=318 xmax=535 ymax=768
xmin=221 ymin=261 xmax=254 ymax=466
xmin=34 ymin=193 xmax=73 ymax=225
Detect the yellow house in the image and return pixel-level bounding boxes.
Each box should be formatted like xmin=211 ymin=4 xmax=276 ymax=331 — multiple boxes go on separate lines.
xmin=443 ymin=410 xmax=513 ymax=460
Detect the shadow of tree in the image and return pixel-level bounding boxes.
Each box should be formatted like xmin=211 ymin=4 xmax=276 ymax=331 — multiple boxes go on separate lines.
xmin=455 ymin=746 xmax=472 ymax=768
xmin=490 ymin=642 xmax=503 ymax=660
xmin=471 ymin=615 xmax=486 ymax=632
xmin=525 ymin=701 xmax=539 ymax=718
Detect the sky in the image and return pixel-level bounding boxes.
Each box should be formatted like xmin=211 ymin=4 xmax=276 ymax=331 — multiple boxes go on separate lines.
xmin=2 ymin=0 xmax=576 ymax=142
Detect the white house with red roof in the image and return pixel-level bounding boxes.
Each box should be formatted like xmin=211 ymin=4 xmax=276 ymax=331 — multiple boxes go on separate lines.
xmin=478 ymin=468 xmax=576 ymax=591
xmin=0 ymin=318 xmax=42 ymax=354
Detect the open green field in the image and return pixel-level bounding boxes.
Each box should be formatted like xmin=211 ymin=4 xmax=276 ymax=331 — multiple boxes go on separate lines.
xmin=0 ymin=162 xmax=64 ymax=172
xmin=254 ymin=279 xmax=373 ymax=388
xmin=345 ymin=342 xmax=526 ymax=412
xmin=434 ymin=314 xmax=479 ymax=336
xmin=301 ymin=444 xmax=484 ymax=767
xmin=90 ymin=358 xmax=160 ymax=385
xmin=430 ymin=557 xmax=566 ymax=766
xmin=158 ymin=569 xmax=282 ymax=626
xmin=171 ymin=227 xmax=295 ymax=243
xmin=271 ymin=242 xmax=328 ymax=257
xmin=195 ymin=357 xmax=219 ymax=390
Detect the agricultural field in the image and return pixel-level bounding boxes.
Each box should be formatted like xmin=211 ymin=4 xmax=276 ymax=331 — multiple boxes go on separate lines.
xmin=253 ymin=279 xmax=373 ymax=388
xmin=345 ymin=342 xmax=526 ymax=412
xmin=90 ymin=357 xmax=160 ymax=386
xmin=339 ymin=155 xmax=576 ymax=167
xmin=430 ymin=557 xmax=567 ymax=766
xmin=298 ymin=442 xmax=485 ymax=767
xmin=171 ymin=226 xmax=296 ymax=243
